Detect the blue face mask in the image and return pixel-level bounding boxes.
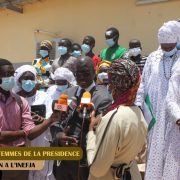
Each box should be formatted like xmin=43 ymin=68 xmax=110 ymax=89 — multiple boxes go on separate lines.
xmin=106 ymin=38 xmax=115 ymax=47
xmin=22 ymin=80 xmax=36 ymax=92
xmin=0 ymin=76 xmax=15 ymax=91
xmin=40 ymin=50 xmax=49 ymax=58
xmin=163 ymin=47 xmax=177 ymax=57
xmin=72 ymin=50 xmax=81 ymax=58
xmin=81 ymin=44 xmax=91 ymax=54
xmin=176 ymin=44 xmax=180 ymax=49
xmin=58 ymin=46 xmax=68 ymax=55
xmin=56 ymin=84 xmax=68 ymax=92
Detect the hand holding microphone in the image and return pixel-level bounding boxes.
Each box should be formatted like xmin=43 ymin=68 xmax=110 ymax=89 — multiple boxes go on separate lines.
xmin=54 ymin=94 xmax=68 ymax=112
xmin=52 ymin=94 xmax=69 ymax=122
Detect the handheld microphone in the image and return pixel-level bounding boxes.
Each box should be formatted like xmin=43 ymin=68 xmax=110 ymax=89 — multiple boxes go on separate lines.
xmin=54 ymin=94 xmax=68 ymax=112
xmin=68 ymin=96 xmax=78 ymax=111
xmin=80 ymin=91 xmax=93 ymax=119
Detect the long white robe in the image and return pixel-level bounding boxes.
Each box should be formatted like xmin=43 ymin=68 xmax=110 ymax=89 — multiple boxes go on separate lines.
xmin=164 ymin=68 xmax=180 ymax=179
xmin=135 ymin=49 xmax=180 ymax=180
xmin=27 ymin=90 xmax=55 ymax=180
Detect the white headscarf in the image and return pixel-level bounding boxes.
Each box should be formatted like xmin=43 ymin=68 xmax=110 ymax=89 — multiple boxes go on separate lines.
xmin=13 ymin=65 xmax=37 ymax=93
xmin=53 ymin=67 xmax=76 ymax=86
xmin=158 ymin=25 xmax=178 ymax=44
xmin=163 ymin=20 xmax=180 ymax=44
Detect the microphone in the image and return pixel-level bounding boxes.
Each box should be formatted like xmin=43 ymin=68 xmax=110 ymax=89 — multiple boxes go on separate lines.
xmin=68 ymin=97 xmax=78 ymax=111
xmin=80 ymin=91 xmax=93 ymax=119
xmin=54 ymin=94 xmax=68 ymax=112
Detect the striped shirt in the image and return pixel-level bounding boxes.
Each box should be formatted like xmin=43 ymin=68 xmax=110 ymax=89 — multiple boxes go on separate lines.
xmin=136 ymin=56 xmax=147 ymax=74
xmin=0 ymin=92 xmax=35 ymax=146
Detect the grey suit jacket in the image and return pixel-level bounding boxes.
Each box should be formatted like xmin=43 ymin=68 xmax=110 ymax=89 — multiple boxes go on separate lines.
xmin=51 ymin=85 xmax=112 ymax=146
xmin=65 ymin=85 xmax=112 ymax=115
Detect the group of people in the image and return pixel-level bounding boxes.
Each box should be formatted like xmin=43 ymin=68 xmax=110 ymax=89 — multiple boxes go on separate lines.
xmin=0 ymin=21 xmax=179 ymax=180
xmin=32 ymin=27 xmax=146 ymax=91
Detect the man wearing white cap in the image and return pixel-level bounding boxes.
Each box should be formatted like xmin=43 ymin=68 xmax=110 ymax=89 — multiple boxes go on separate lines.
xmin=135 ymin=23 xmax=180 ymax=180
xmin=163 ymin=20 xmax=180 ymax=50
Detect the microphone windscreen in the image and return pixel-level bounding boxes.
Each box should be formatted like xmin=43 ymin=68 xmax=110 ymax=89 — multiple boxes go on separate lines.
xmin=54 ymin=94 xmax=68 ymax=112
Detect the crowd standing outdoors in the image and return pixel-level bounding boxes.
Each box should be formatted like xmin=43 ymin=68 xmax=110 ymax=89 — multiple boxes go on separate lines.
xmin=0 ymin=21 xmax=179 ymax=180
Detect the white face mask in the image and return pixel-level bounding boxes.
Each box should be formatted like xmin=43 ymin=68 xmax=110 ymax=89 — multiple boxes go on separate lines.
xmin=97 ymin=72 xmax=108 ymax=82
xmin=128 ymin=47 xmax=141 ymax=57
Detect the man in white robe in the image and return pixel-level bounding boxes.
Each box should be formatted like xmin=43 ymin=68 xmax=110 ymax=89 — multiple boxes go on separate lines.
xmin=135 ymin=22 xmax=180 ymax=180
xmin=164 ymin=65 xmax=180 ymax=179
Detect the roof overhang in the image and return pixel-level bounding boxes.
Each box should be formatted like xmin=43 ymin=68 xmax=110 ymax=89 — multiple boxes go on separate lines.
xmin=0 ymin=0 xmax=41 ymax=13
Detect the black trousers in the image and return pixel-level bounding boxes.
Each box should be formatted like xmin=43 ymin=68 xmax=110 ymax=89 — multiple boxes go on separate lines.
xmin=53 ymin=161 xmax=89 ymax=180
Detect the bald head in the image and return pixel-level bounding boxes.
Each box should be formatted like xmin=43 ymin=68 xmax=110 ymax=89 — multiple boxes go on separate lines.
xmin=105 ymin=27 xmax=119 ymax=39
xmin=75 ymin=56 xmax=95 ymax=88
xmin=83 ymin=36 xmax=95 ymax=46
xmin=76 ymin=56 xmax=94 ymax=74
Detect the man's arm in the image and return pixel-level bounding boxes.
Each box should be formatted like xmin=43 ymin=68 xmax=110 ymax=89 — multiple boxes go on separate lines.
xmin=0 ymin=130 xmax=25 ymax=143
xmin=135 ymin=53 xmax=153 ymax=107
xmin=27 ymin=111 xmax=61 ymax=140
xmin=20 ymin=97 xmax=61 ymax=141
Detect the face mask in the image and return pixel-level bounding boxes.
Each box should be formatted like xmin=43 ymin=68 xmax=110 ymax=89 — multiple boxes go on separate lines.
xmin=81 ymin=44 xmax=91 ymax=54
xmin=163 ymin=47 xmax=177 ymax=57
xmin=176 ymin=44 xmax=180 ymax=49
xmin=128 ymin=47 xmax=141 ymax=57
xmin=56 ymin=84 xmax=68 ymax=92
xmin=97 ymin=72 xmax=108 ymax=82
xmin=72 ymin=50 xmax=81 ymax=58
xmin=0 ymin=76 xmax=15 ymax=91
xmin=106 ymin=38 xmax=115 ymax=47
xmin=22 ymin=80 xmax=36 ymax=92
xmin=40 ymin=50 xmax=48 ymax=58
xmin=58 ymin=46 xmax=68 ymax=55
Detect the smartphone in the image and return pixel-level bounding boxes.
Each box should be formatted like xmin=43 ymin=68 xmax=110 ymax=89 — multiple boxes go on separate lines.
xmin=31 ymin=104 xmax=46 ymax=118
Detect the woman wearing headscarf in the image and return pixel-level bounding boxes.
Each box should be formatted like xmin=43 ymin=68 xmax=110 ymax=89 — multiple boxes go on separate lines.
xmin=96 ymin=60 xmax=111 ymax=86
xmin=13 ymin=65 xmax=55 ymax=180
xmin=135 ymin=22 xmax=180 ymax=180
xmin=86 ymin=59 xmax=147 ymax=180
